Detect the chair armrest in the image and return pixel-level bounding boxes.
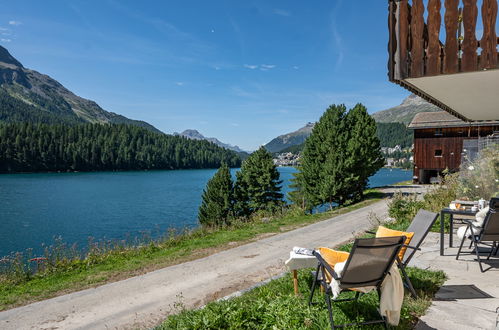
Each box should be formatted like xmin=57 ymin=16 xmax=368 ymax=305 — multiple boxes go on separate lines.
xmin=404 ymin=245 xmax=421 ymax=251
xmin=462 ymin=219 xmax=474 ymax=226
xmin=312 ymin=250 xmax=341 ymax=280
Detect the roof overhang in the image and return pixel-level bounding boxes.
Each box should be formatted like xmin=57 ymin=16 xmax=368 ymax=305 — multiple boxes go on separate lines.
xmin=402 ymin=69 xmax=499 ymax=122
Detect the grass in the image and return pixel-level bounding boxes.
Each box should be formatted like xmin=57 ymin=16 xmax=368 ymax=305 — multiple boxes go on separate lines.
xmin=159 ymin=225 xmax=446 ymax=329
xmin=160 ymin=268 xmax=445 ymax=329
xmin=157 ymin=192 xmax=447 ymax=329
xmin=0 ymin=190 xmax=384 ymax=311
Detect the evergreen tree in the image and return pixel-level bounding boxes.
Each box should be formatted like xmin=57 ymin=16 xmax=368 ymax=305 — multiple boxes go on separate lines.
xmin=198 ymin=164 xmax=234 ymax=227
xmin=292 ymin=104 xmax=348 ymax=209
xmin=234 ymin=147 xmax=283 ymax=216
xmin=292 ymin=103 xmax=384 ymax=209
xmin=345 ymin=104 xmax=385 ymax=201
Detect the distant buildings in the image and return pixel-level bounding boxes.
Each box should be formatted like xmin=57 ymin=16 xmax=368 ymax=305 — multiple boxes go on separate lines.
xmin=409 ymin=111 xmax=499 ymax=184
xmin=273 ymin=152 xmax=300 ymax=167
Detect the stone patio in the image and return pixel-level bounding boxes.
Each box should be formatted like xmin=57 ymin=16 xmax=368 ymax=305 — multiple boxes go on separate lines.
xmin=412 ymin=232 xmax=499 ymax=330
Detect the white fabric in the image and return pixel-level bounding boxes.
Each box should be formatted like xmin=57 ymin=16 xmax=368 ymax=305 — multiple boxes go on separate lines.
xmin=285 ymin=251 xmax=317 ymax=271
xmin=330 ymin=261 xmax=404 ymax=326
xmin=456 ymin=206 xmax=490 ymax=240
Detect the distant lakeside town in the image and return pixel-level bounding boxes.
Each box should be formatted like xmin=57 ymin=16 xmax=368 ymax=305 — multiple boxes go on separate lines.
xmin=273 ymin=144 xmax=412 ymax=169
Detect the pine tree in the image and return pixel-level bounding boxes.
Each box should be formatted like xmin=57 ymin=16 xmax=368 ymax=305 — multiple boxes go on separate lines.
xmin=234 ymin=147 xmax=283 ymax=216
xmin=292 ymin=104 xmax=348 ymax=209
xmin=198 ymin=163 xmax=234 ymax=227
xmin=345 ymin=104 xmax=385 ymax=201
xmin=292 ymin=103 xmax=384 ymax=209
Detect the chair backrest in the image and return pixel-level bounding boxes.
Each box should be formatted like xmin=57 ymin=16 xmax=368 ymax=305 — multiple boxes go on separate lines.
xmin=480 ymin=198 xmax=499 ymax=242
xmin=339 ymin=236 xmax=405 ymax=289
xmin=402 ymin=209 xmax=438 ymax=265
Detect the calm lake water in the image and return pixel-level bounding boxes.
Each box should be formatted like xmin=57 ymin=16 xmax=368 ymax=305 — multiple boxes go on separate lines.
xmin=0 ymin=167 xmax=411 ymax=257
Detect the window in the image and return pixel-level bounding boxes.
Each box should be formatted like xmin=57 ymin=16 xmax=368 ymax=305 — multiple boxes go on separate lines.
xmin=435 ymin=128 xmax=443 ymax=136
xmin=434 ymin=149 xmax=443 ymax=157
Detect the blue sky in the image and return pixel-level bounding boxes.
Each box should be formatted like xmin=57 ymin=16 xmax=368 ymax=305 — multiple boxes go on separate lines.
xmin=0 ymin=0 xmax=410 ymax=151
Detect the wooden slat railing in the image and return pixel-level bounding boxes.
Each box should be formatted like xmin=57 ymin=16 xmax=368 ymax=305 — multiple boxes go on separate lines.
xmin=388 ymin=0 xmax=499 ymax=81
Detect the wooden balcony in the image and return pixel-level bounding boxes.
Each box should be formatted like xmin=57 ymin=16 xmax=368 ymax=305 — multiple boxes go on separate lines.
xmin=388 ymin=0 xmax=499 ymax=121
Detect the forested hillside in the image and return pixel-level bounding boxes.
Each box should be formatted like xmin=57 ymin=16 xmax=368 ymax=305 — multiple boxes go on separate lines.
xmin=0 ymin=123 xmax=241 ymax=173
xmin=375 ymin=122 xmax=413 ymax=148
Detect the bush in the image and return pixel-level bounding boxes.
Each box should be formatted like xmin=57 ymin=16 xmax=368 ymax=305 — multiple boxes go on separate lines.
xmin=458 ymin=145 xmax=499 ymax=201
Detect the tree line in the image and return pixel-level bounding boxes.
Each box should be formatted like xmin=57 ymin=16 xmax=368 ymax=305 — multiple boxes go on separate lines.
xmin=0 ymin=122 xmax=241 ymax=172
xmin=198 ymin=147 xmax=283 ymax=227
xmin=199 ymin=103 xmax=384 ymax=226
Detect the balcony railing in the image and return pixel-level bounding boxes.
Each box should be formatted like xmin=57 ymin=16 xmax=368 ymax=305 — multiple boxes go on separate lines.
xmin=388 ymin=0 xmax=499 ymax=81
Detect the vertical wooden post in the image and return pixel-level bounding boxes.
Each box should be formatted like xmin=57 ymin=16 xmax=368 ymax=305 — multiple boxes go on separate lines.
xmin=444 ymin=0 xmax=460 ymax=73
xmin=427 ymin=0 xmax=443 ymax=75
xmin=462 ymin=0 xmax=478 ymax=71
xmin=293 ymin=270 xmax=299 ymax=296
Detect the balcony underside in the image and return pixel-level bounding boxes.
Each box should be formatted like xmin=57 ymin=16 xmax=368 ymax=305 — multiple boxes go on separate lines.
xmin=398 ymin=69 xmax=499 ymax=121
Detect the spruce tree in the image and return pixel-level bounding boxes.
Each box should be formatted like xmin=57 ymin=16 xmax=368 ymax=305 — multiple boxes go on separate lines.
xmin=292 ymin=104 xmax=348 ymax=209
xmin=234 ymin=146 xmax=283 ymax=216
xmin=292 ymin=103 xmax=384 ymax=209
xmin=345 ymin=104 xmax=385 ymax=201
xmin=198 ymin=163 xmax=234 ymax=227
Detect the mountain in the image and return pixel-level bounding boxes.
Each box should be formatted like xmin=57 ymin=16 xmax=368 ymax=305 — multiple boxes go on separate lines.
xmin=371 ymin=94 xmax=441 ymax=124
xmin=0 ymin=46 xmax=160 ymax=132
xmin=174 ymin=129 xmax=246 ymax=153
xmin=264 ymin=122 xmax=315 ymax=153
xmin=265 ymin=96 xmax=435 ymax=154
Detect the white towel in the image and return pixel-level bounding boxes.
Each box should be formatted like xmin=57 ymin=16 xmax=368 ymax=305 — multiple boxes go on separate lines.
xmin=330 ymin=262 xmax=404 ymax=326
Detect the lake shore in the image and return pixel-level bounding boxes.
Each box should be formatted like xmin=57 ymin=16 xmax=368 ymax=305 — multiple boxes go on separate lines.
xmin=0 ymin=188 xmax=390 ymax=311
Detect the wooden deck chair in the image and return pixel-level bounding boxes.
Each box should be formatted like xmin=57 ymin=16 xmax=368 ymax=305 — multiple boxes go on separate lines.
xmin=308 ymin=236 xmax=405 ymax=329
xmin=456 ymin=198 xmax=499 ymax=272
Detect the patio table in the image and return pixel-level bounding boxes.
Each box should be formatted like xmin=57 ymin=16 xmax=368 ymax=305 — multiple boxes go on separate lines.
xmin=440 ymin=207 xmax=477 ymax=256
xmin=285 ymin=251 xmax=317 ymax=295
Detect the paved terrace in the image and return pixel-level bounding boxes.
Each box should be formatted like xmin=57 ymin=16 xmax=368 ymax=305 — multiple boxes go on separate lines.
xmin=414 ymin=232 xmax=499 ymax=330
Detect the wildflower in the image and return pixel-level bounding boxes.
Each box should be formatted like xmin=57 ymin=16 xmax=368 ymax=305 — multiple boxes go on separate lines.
xmin=468 ymin=165 xmax=475 ymax=170
xmin=475 ymin=185 xmax=479 ymax=188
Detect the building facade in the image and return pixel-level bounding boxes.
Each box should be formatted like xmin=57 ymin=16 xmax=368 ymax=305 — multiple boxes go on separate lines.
xmin=409 ymin=111 xmax=499 ymax=183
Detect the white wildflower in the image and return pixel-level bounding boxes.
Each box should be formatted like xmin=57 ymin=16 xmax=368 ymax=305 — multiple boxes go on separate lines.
xmin=468 ymin=165 xmax=475 ymax=170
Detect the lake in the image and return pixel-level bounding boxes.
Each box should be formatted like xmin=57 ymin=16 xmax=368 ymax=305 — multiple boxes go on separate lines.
xmin=0 ymin=167 xmax=411 ymax=257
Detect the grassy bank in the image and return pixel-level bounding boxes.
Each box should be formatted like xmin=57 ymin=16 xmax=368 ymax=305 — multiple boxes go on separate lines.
xmin=0 ymin=191 xmax=384 ymax=311
xmin=160 ymin=217 xmax=446 ymax=329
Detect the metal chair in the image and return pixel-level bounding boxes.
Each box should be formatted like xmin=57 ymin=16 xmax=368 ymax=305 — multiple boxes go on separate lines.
xmin=456 ymin=198 xmax=499 ymax=272
xmin=308 ymin=236 xmax=405 ymax=329
xmin=398 ymin=209 xmax=438 ymax=297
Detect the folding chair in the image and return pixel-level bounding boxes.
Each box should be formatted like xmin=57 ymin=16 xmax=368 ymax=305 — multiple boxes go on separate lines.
xmin=368 ymin=209 xmax=438 ymax=298
xmin=398 ymin=209 xmax=438 ymax=297
xmin=308 ymin=236 xmax=405 ymax=329
xmin=456 ymin=198 xmax=499 ymax=272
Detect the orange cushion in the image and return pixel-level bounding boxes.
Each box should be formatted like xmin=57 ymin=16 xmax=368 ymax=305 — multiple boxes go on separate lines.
xmin=375 ymin=226 xmax=414 ymax=261
xmin=317 ymin=247 xmax=350 ymax=282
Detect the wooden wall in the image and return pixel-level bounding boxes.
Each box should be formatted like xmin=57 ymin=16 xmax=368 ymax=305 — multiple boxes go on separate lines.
xmin=413 ymin=136 xmax=464 ymax=171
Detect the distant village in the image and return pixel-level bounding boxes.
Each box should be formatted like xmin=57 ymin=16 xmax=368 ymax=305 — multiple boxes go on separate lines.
xmin=273 ymin=145 xmax=413 ymax=168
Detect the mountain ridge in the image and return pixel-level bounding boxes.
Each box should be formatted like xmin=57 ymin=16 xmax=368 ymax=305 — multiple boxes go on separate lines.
xmin=264 ymin=95 xmax=442 ymax=153
xmin=0 ymin=45 xmax=161 ymax=132
xmin=174 ymin=129 xmax=246 ymax=153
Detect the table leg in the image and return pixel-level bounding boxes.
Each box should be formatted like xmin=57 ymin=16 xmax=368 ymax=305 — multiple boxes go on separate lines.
xmin=293 ymin=270 xmax=299 ymax=296
xmin=449 ymin=214 xmax=453 ymax=247
xmin=440 ymin=211 xmax=445 ymax=256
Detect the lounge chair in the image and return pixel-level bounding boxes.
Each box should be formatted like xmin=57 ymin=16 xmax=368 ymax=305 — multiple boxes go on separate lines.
xmin=456 ymin=198 xmax=499 ymax=272
xmin=308 ymin=236 xmax=405 ymax=329
xmin=369 ymin=209 xmax=438 ymax=298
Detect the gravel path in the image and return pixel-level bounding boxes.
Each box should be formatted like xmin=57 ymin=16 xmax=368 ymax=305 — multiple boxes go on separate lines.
xmin=0 ymin=186 xmax=424 ymax=330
